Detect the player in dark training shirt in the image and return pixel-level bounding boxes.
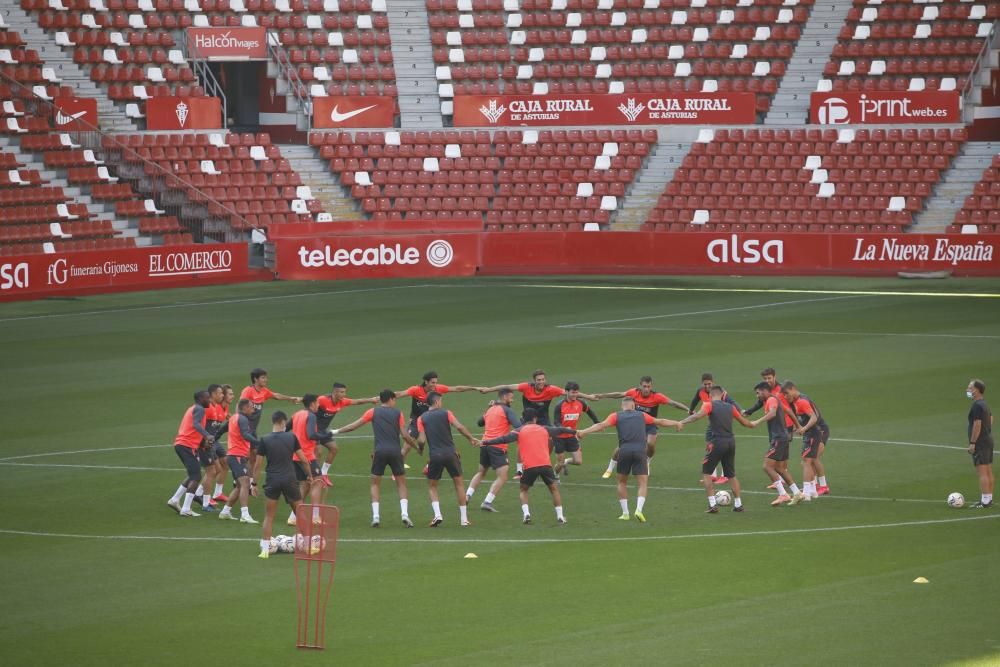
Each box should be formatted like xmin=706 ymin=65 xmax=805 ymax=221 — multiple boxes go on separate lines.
xmin=966 ymin=379 xmax=994 ymax=508
xmin=578 ymin=396 xmax=682 ymax=522
xmin=416 ymin=392 xmax=478 ymax=527
xmin=750 ymin=382 xmax=804 ymax=506
xmin=552 ymin=382 xmax=600 ymax=477
xmin=334 ymin=389 xmax=420 ymax=527
xmin=679 ymin=386 xmax=755 ymax=513
xmin=482 ymin=370 xmax=596 ymax=478
xmin=392 ymin=371 xmax=483 ymax=464
xmin=595 ymin=376 xmax=689 ymax=478
xmin=314 ymin=382 xmax=377 ymax=487
xmin=688 ymin=373 xmax=741 ymax=484
xmin=782 ymin=381 xmax=831 ymax=499
xmin=249 ymin=411 xmax=312 ymax=559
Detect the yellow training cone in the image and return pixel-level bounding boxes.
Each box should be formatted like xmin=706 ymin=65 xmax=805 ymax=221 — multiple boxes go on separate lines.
xmin=913 ymin=577 xmax=929 ymax=584
xmin=464 ymin=553 xmax=478 ymax=559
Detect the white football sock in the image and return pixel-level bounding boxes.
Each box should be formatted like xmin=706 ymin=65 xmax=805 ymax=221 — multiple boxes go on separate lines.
xmin=734 ymin=496 xmax=743 ymax=508
xmin=484 ymin=492 xmax=496 ymax=504
xmin=312 ymin=506 xmax=321 ymax=522
xmin=708 ymin=495 xmax=717 ymax=508
xmin=619 ymin=498 xmax=628 ymax=513
xmin=789 ymin=483 xmax=801 ymax=495
xmin=213 ymin=483 xmax=223 ymax=497
xmin=459 ymin=505 xmax=468 ymax=522
xmin=371 ymin=501 xmax=380 ymax=519
xmin=983 ymin=494 xmax=993 ymax=505
xmin=431 ymin=501 xmax=441 ymax=519
xmin=195 ymin=485 xmax=204 ymax=496
xmin=321 ymin=463 xmax=331 ymax=475
xmin=202 ymin=494 xmax=212 ymax=507
xmin=555 ymin=505 xmax=564 ymax=520
xmin=400 ymin=499 xmax=409 ymax=517
xmin=241 ymin=506 xmax=251 ymax=519
xmin=774 ymin=480 xmax=786 ymax=496
xmin=606 ymin=459 xmax=616 ymax=473
xmin=169 ymin=485 xmax=186 ymax=504
xmin=288 ymin=511 xmax=296 ymax=523
xmin=521 ymin=503 xmax=530 ymax=518
xmin=260 ymin=539 xmax=269 ymax=551
xmin=182 ymin=493 xmax=195 ymax=512
xmin=636 ymin=496 xmax=646 ymax=513
xmin=465 ymin=486 xmax=475 ymax=499
xmin=218 ymin=506 xmax=231 ymax=517
xmin=818 ymin=476 xmax=827 ymax=487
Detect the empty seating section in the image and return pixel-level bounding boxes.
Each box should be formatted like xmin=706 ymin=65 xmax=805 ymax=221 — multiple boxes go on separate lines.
xmin=310 ymin=128 xmax=656 ymax=229
xmin=429 ymin=0 xmax=811 ymax=116
xmin=19 ymin=0 xmax=397 ymax=108
xmin=101 ymin=132 xmax=322 ymax=231
xmin=821 ymin=0 xmax=997 ymax=93
xmin=645 ymin=127 xmax=966 ymax=232
xmin=950 ymin=153 xmax=1000 ymax=233
xmin=0 ymin=26 xmax=73 ymax=133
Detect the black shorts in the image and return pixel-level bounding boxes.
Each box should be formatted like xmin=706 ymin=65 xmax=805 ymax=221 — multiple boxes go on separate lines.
xmin=318 ymin=433 xmax=336 ymax=446
xmin=407 ymin=420 xmax=419 ymax=439
xmin=264 ymin=476 xmax=302 ymax=503
xmin=645 ymin=424 xmax=658 ymax=437
xmin=426 ymin=453 xmax=462 ymax=480
xmin=227 ymin=455 xmax=249 ymax=481
xmin=479 ymin=445 xmax=509 ymax=470
xmin=553 ymin=437 xmax=580 ymax=454
xmin=702 ymin=439 xmax=736 ymax=479
xmin=520 ymin=465 xmax=557 ymax=488
xmin=174 ymin=445 xmax=202 ymax=481
xmin=213 ymin=441 xmax=227 ymax=459
xmin=766 ymin=439 xmax=790 ymax=462
xmin=295 ymin=458 xmax=322 ymax=481
xmin=972 ymin=443 xmax=994 ymax=466
xmin=616 ymin=448 xmax=648 ymax=476
xmin=372 ymin=448 xmax=405 ymax=477
xmin=198 ymin=446 xmax=217 ymax=467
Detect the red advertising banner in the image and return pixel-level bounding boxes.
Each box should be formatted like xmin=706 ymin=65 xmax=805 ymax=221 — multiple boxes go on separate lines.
xmin=453 ymin=92 xmax=757 ymax=127
xmin=146 ymin=97 xmax=223 ymax=131
xmin=186 ymin=27 xmax=267 ymax=60
xmin=275 ymin=234 xmax=481 ymax=280
xmin=0 ymin=243 xmax=252 ymax=301
xmin=481 ymin=232 xmax=1000 ymax=276
xmin=810 ymin=91 xmax=961 ymax=125
xmin=312 ymin=96 xmax=396 ymax=129
xmin=53 ymin=97 xmax=98 ymax=131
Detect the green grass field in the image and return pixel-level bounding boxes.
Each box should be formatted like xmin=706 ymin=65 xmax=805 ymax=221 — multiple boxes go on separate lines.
xmin=1 ymin=276 xmax=998 ymax=667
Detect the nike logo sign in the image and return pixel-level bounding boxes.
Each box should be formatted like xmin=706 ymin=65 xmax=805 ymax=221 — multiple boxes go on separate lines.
xmin=56 ymin=110 xmax=87 ymax=125
xmin=329 ymin=104 xmax=377 ymax=123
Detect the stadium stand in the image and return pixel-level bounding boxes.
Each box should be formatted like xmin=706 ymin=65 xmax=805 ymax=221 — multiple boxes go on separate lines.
xmin=643 ymin=126 xmax=968 ymax=232
xmin=310 ymin=127 xmax=657 ymax=228
xmin=950 ymin=152 xmax=1000 ymax=233
xmin=820 ymin=0 xmax=997 ymax=94
xmin=428 ymin=0 xmax=812 ymax=118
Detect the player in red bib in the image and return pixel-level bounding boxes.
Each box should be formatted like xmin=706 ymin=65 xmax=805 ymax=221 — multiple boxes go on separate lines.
xmin=315 ymin=382 xmax=378 ymax=487
xmin=465 ymin=388 xmax=522 ymax=512
xmin=750 ymin=382 xmax=804 ymax=506
xmin=194 ymin=383 xmax=229 ymax=511
xmin=595 ymin=376 xmax=689 ymax=479
xmin=239 ymin=368 xmax=301 ymax=435
xmin=285 ymin=394 xmax=332 ymax=525
xmin=166 ymin=389 xmax=215 ymax=517
xmin=217 ymin=399 xmax=262 ymax=523
xmin=392 ymin=371 xmax=483 ymax=464
xmin=782 ymin=381 xmax=831 ymax=499
xmin=552 ymin=381 xmax=601 ymax=477
xmin=482 ymin=370 xmax=596 ymax=478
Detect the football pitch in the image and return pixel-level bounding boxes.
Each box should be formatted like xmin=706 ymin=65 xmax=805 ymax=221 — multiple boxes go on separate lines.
xmin=1 ymin=275 xmax=998 ymax=667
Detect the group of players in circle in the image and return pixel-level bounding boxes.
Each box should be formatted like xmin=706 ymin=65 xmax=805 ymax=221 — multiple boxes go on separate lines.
xmin=167 ymin=367 xmax=832 ymax=558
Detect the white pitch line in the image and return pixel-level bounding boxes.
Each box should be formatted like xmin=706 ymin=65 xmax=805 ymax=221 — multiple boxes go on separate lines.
xmin=0 ymin=284 xmax=433 ymax=324
xmin=564 ymin=325 xmax=1000 ymax=341
xmin=511 ymin=283 xmax=1000 ymax=299
xmin=0 ymin=514 xmax=995 ymax=545
xmin=557 ymin=296 xmax=860 ymax=328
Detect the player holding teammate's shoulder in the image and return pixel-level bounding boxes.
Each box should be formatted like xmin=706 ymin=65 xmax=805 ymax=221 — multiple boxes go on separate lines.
xmin=750 ymin=382 xmax=804 ymax=506
xmin=595 ymin=375 xmax=689 ymax=478
xmin=679 ymin=386 xmax=755 ymax=513
xmin=552 ymin=382 xmax=600 ymax=477
xmin=335 ymin=390 xmax=420 ymax=527
xmin=782 ymin=381 xmax=831 ymax=499
xmin=249 ymin=411 xmax=312 ymax=559
xmin=195 ymin=383 xmax=229 ymax=510
xmin=416 ymin=392 xmax=478 ymax=527
xmin=239 ymin=368 xmax=301 ymax=435
xmin=578 ymin=395 xmax=681 ymax=522
xmin=286 ymin=394 xmax=332 ymax=525
xmin=966 ymin=379 xmax=994 ymax=509
xmin=314 ymin=382 xmax=378 ymax=487
xmin=218 ymin=399 xmax=262 ymax=523
xmin=465 ymin=388 xmax=522 ymax=512
xmin=392 ymin=371 xmax=483 ymax=463
xmin=167 ymin=390 xmax=216 ymax=517
xmin=481 ymin=408 xmax=575 ymax=525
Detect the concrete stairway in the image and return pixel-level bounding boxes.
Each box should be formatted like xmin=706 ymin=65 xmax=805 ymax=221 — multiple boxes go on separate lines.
xmin=614 ymin=138 xmax=691 ymax=229
xmin=386 ymin=0 xmax=443 ymax=129
xmin=1 ymin=4 xmax=138 ymax=133
xmin=279 ymin=144 xmax=366 ymax=220
xmin=914 ymin=141 xmax=999 ymax=232
xmin=764 ymin=1 xmax=853 ymax=125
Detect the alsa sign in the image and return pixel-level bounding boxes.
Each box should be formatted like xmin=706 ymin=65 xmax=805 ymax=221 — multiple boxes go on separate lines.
xmin=186 ymin=27 xmax=267 ymax=60
xmin=276 ymin=235 xmax=480 ymax=279
xmin=810 ymin=91 xmax=961 ymax=125
xmin=0 ymin=244 xmax=250 ymax=300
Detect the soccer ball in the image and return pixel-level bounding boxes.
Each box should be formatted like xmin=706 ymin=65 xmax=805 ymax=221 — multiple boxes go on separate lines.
xmin=295 ymin=533 xmax=326 ymax=555
xmin=267 ymin=538 xmax=279 ymax=555
xmin=715 ymin=490 xmax=732 ymax=506
xmin=274 ymin=535 xmax=295 ymax=554
xmin=947 ymin=492 xmax=965 ymax=509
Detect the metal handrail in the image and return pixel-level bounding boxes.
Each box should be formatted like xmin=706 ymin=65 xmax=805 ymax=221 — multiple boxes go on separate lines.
xmin=266 ymin=36 xmax=312 ymax=132
xmin=178 ymin=30 xmax=229 ymax=129
xmin=0 ymin=71 xmax=261 ymax=241
xmin=961 ymin=21 xmax=997 ymax=109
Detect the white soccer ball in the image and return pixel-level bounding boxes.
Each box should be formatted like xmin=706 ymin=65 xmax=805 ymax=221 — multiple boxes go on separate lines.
xmin=715 ymin=490 xmax=732 ymax=506
xmin=275 ymin=535 xmax=295 ymax=554
xmin=294 ymin=533 xmax=326 ymax=554
xmin=947 ymin=492 xmax=965 ymax=509
xmin=267 ymin=538 xmax=280 ymax=554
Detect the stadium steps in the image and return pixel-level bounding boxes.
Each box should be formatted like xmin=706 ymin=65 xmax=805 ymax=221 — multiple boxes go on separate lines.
xmin=914 ymin=141 xmax=1000 ymax=232
xmin=280 ymin=144 xmax=365 ymax=221
xmin=386 ymin=0 xmax=443 ymax=129
xmin=764 ymin=1 xmax=854 ymax=125
xmin=613 ymin=132 xmax=692 ymax=229
xmin=1 ymin=3 xmax=138 ymax=133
